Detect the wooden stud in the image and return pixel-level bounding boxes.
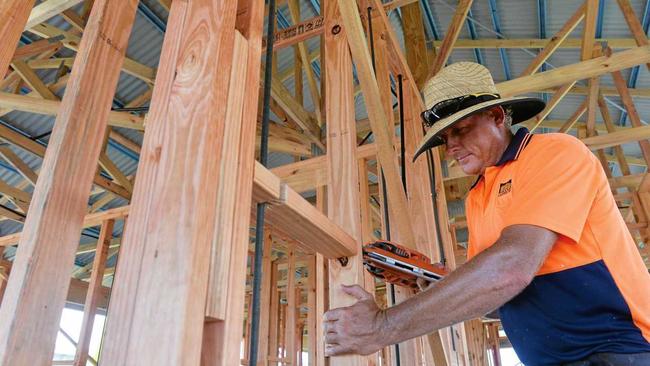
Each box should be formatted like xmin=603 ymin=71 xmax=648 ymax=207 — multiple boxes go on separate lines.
xmin=73 ymin=219 xmax=114 ymax=366
xmin=256 ymin=231 xmax=274 ymax=366
xmin=0 ymin=0 xmax=138 ymax=363
xmin=269 ymin=261 xmax=281 ymax=363
xmin=0 ymin=1 xmax=37 ymax=77
xmin=323 ymin=1 xmax=373 ymax=365
xmin=285 ymin=245 xmax=297 ymax=366
xmin=335 ymin=0 xmax=417 ymax=248
xmin=100 ymin=0 xmax=238 ymax=364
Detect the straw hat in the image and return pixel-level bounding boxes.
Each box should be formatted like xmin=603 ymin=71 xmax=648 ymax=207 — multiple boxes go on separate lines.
xmin=413 ymin=62 xmax=545 ymax=161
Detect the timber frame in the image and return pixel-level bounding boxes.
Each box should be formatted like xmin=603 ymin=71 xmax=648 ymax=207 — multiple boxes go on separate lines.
xmin=0 ymin=0 xmax=649 ymax=365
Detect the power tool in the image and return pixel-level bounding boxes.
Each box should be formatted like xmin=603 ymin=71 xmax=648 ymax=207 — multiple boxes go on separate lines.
xmin=362 ymin=240 xmax=449 ymax=290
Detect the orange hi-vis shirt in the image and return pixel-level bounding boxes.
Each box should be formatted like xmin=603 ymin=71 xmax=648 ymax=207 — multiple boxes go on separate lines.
xmin=465 ymin=128 xmax=650 ymax=365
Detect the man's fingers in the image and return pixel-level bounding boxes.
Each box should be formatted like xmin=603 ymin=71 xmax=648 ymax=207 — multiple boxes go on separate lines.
xmin=341 ymin=284 xmax=373 ymax=301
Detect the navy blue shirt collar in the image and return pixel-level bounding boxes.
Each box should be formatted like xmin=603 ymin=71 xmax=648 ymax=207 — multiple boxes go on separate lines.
xmin=495 ymin=127 xmax=532 ymax=166
xmin=469 ymin=127 xmax=533 ymax=190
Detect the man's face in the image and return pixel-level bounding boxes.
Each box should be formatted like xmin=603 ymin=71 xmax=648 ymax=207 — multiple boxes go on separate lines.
xmin=440 ymin=107 xmax=507 ymax=176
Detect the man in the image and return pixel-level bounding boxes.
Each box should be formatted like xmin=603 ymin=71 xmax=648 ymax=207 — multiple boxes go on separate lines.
xmin=323 ymin=62 xmax=650 ymax=365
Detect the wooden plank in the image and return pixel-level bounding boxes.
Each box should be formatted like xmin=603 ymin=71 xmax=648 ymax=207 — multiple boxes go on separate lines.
xmin=0 ymin=145 xmax=39 ymax=186
xmin=582 ymin=125 xmax=650 ymax=150
xmin=0 ymin=0 xmax=138 ymax=363
xmin=0 ymin=92 xmax=144 ymax=130
xmin=204 ymin=29 xmax=249 ymax=322
xmin=268 ymin=261 xmax=281 ymax=363
xmin=0 ymin=1 xmax=37 ymax=77
xmin=370 ymin=12 xmax=422 ymax=364
xmin=0 ymin=179 xmax=31 ymax=212
xmin=256 ymin=232 xmax=274 ymax=366
xmin=25 ymin=0 xmax=85 ymax=30
xmin=323 ymin=1 xmax=371 ymax=365
xmin=10 ymin=60 xmax=59 ymax=101
xmin=0 ymin=205 xmax=25 ymax=223
xmin=73 ymin=219 xmax=114 ymax=366
xmin=616 ymin=0 xmax=650 ymax=71
xmin=336 ymin=0 xmax=416 ymax=248
xmin=401 ymin=2 xmax=430 ymax=87
xmin=581 ymin=0 xmax=599 ymax=61
xmin=521 ymin=3 xmax=585 ymax=76
xmin=285 ymin=245 xmax=297 ymax=366
xmin=12 ymin=39 xmax=63 ymax=61
xmin=497 ymin=46 xmax=650 ymax=97
xmin=263 ymin=16 xmax=325 ymax=51
xmin=264 ymin=181 xmax=358 ymax=258
xmin=100 ymin=0 xmax=238 ymax=364
xmin=430 ymin=0 xmax=473 ymax=76
xmin=586 ymin=76 xmax=600 ymax=136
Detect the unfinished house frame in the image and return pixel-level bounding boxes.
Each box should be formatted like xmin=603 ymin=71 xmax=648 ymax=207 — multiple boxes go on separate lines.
xmin=0 ymin=0 xmax=649 ymax=365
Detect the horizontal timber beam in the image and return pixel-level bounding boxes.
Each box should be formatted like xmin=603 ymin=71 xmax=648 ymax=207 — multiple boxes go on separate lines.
xmin=0 ymin=165 xmax=357 ymax=259
xmin=0 ymin=92 xmax=144 ymax=130
xmin=497 ymin=46 xmax=650 ymax=97
xmin=582 ymin=125 xmax=650 ymax=150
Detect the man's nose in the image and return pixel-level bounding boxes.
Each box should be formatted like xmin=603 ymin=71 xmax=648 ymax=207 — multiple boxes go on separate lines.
xmin=445 ymin=134 xmax=460 ymax=151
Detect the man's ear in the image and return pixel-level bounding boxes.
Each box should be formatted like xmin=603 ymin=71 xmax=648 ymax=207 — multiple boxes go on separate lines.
xmin=490 ymin=106 xmax=506 ymax=127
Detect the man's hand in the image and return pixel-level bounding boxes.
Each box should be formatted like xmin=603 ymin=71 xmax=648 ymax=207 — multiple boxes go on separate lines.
xmin=323 ymin=285 xmax=388 ymax=357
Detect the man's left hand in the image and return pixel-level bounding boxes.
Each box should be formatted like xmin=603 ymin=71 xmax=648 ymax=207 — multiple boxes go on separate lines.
xmin=323 ymin=285 xmax=388 ymax=357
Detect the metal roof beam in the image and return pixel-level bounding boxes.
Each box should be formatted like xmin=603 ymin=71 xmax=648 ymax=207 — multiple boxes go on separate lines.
xmin=465 ymin=8 xmax=484 ymax=65
xmin=487 ymin=0 xmax=512 ymax=80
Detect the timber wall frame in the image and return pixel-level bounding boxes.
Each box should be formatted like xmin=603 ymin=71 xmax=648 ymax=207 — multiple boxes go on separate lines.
xmin=0 ymin=0 xmax=649 ymax=365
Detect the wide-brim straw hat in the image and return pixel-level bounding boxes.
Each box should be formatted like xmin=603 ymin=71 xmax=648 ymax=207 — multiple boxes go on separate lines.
xmin=413 ymin=62 xmax=546 ymax=161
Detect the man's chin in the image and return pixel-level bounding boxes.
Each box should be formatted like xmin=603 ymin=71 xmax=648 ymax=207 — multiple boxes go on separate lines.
xmin=459 ymin=163 xmax=480 ymax=176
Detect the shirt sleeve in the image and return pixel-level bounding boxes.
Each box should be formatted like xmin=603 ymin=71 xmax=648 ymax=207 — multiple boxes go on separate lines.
xmin=502 ymin=134 xmax=603 ymax=243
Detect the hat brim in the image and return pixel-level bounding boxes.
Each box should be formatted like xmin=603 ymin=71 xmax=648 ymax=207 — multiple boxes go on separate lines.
xmin=413 ymin=97 xmax=546 ymax=162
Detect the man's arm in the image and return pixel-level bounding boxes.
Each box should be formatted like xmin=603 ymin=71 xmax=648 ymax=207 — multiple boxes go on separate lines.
xmin=323 ymin=224 xmax=557 ymax=356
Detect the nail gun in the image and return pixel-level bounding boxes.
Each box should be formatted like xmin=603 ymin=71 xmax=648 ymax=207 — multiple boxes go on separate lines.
xmin=362 ymin=240 xmax=449 ymax=290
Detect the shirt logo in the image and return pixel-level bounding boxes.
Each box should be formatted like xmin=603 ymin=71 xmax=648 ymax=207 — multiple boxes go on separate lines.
xmin=498 ymin=179 xmax=512 ymax=197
